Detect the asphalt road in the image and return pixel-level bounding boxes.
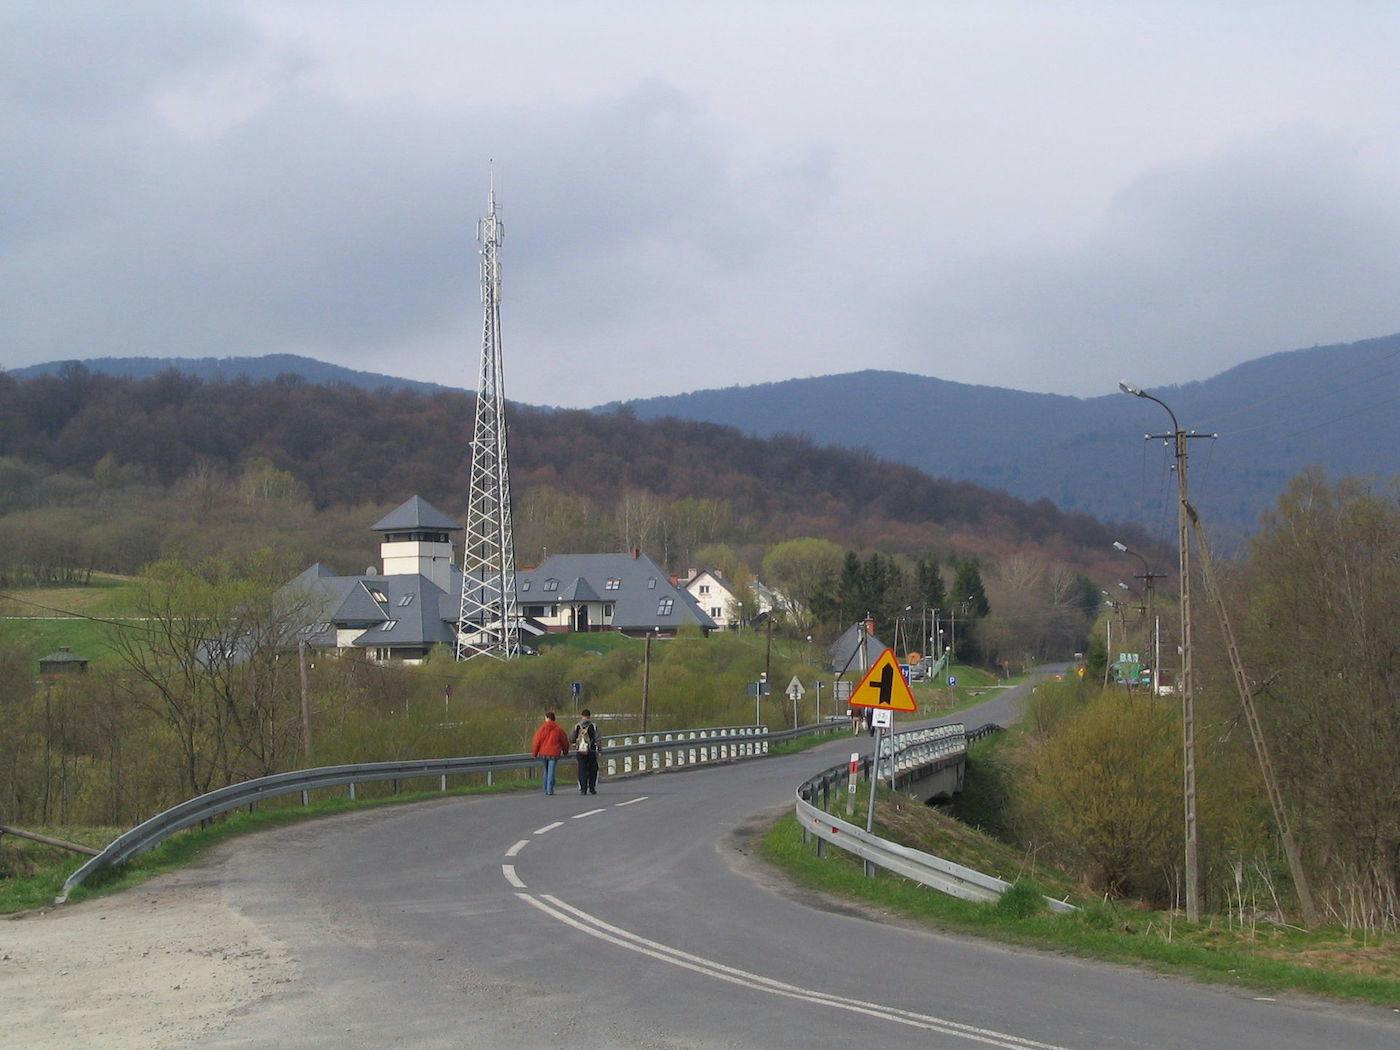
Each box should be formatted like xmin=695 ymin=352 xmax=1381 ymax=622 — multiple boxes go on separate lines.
xmin=190 ymin=677 xmax=1399 ymax=1049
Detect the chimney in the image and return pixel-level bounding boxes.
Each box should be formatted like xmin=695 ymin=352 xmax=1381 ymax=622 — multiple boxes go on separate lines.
xmin=631 ymin=547 xmax=640 ymax=559
xmin=865 ymin=616 xmax=876 ymax=636
xmin=687 ymin=567 xmax=698 ymax=580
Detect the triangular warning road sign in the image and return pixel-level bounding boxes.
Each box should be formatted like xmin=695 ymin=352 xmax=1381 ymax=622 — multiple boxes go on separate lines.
xmin=845 ymin=648 xmax=918 ymax=712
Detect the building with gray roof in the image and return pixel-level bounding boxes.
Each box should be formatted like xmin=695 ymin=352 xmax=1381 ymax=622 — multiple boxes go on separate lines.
xmin=516 ymin=550 xmax=715 ymax=636
xmin=282 ymin=498 xmax=715 ymax=662
xmin=828 ymin=618 xmax=890 ymax=677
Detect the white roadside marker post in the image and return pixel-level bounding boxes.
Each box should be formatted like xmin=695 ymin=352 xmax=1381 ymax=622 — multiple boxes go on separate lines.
xmin=846 ymin=751 xmax=859 ymax=818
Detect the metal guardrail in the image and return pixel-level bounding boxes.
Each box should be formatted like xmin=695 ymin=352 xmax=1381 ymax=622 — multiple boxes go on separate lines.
xmin=794 ymin=722 xmax=1075 ymax=913
xmin=58 ymin=719 xmax=843 ymax=902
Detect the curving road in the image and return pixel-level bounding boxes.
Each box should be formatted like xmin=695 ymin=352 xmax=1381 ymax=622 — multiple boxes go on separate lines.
xmin=190 ymin=679 xmax=1398 ymax=1049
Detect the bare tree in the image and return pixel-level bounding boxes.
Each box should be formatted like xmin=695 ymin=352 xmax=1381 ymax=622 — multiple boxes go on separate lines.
xmin=107 ymin=555 xmax=322 ymax=797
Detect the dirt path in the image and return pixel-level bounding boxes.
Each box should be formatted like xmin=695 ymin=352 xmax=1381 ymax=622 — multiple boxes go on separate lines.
xmin=0 ymin=866 xmax=294 ymax=1048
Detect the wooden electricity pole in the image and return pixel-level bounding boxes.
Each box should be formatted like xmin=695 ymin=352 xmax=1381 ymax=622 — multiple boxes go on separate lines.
xmin=298 ymin=640 xmax=313 ymax=759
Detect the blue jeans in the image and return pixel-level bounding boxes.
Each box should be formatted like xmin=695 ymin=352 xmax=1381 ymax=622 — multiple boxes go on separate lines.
xmin=542 ymin=757 xmax=558 ymax=794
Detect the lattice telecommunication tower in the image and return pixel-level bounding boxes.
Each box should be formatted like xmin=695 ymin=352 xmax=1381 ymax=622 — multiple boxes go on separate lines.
xmin=456 ymin=176 xmax=521 ymax=660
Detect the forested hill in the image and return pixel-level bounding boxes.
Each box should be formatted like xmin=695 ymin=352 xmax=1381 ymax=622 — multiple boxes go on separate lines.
xmin=0 ymin=367 xmax=1148 ymax=578
xmin=12 ymin=353 xmax=450 ymax=395
xmin=606 ymin=333 xmax=1400 ymax=533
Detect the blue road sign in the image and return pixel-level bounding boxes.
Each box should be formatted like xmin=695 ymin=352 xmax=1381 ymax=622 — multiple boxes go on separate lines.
xmin=571 ymin=682 xmax=581 ymax=699
xmin=948 ymin=675 xmax=958 ymax=687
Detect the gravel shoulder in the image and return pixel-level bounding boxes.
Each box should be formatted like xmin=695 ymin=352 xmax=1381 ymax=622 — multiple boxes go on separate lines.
xmin=0 ymin=863 xmax=294 ymax=1049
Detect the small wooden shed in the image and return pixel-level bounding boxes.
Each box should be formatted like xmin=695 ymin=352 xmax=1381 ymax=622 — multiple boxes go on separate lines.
xmin=37 ymin=646 xmax=89 ymax=675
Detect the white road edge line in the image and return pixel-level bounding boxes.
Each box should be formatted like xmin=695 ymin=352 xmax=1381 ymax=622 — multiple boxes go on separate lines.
xmin=505 ymin=839 xmax=530 ymax=858
xmin=571 ymin=807 xmax=607 ymax=819
xmin=501 ymin=864 xmax=526 ymax=889
xmin=526 ymin=893 xmax=1070 ymax=1050
xmin=614 ymin=797 xmax=648 ymax=807
xmin=533 ymin=821 xmax=564 ymax=835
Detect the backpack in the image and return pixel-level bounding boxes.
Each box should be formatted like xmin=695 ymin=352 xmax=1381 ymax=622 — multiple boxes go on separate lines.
xmin=576 ymin=721 xmax=594 ymax=754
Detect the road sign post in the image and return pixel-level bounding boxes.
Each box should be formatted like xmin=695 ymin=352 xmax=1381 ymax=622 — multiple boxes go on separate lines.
xmin=843 ymin=648 xmax=918 ymax=846
xmin=785 ymin=676 xmax=805 ymax=727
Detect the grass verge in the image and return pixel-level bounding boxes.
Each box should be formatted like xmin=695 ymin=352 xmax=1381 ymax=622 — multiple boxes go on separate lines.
xmin=764 ymin=804 xmax=1400 ymax=1007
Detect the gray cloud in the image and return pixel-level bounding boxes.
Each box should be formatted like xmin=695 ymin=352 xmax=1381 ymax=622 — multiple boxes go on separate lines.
xmin=2 ymin=9 xmax=833 ymax=399
xmin=895 ymin=127 xmax=1400 ymax=394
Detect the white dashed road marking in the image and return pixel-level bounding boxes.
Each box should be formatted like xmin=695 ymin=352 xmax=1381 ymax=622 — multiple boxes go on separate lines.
xmin=505 ymin=839 xmax=529 ymax=857
xmin=533 ymin=821 xmax=564 ymax=835
xmin=572 ymin=808 xmax=607 ymax=819
xmin=501 ymin=865 xmax=526 ymax=889
xmin=517 ymin=893 xmax=1070 ymax=1050
xmin=614 ymin=797 xmax=648 ymax=807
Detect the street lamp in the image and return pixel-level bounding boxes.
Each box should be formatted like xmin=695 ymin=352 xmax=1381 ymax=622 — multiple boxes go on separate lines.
xmin=1120 ymin=379 xmax=1202 ymax=923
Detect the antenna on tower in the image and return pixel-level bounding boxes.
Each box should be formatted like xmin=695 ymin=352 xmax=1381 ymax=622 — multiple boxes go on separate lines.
xmin=456 ymin=172 xmax=520 ymax=660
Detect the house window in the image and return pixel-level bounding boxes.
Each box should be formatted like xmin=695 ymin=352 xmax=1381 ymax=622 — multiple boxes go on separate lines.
xmin=524 ymin=605 xmax=546 ymax=617
xmin=699 ymin=584 xmax=710 ymax=595
xmin=520 ymin=580 xmax=531 ymax=591
xmin=604 ymin=603 xmax=614 ymax=617
xmin=647 ymin=577 xmax=657 ymax=589
xmin=544 ymin=578 xmax=559 ymax=592
xmin=397 ymin=595 xmax=414 ymax=607
xmin=549 ymin=605 xmax=558 ymax=616
xmin=657 ymin=598 xmax=674 ymax=616
xmin=369 ymin=589 xmax=388 ymax=603
xmin=374 ymin=647 xmax=391 ymax=661
xmin=710 ymin=607 xmax=722 ymax=618
xmin=380 ymin=619 xmax=398 ymax=631
xmin=605 ymin=577 xmax=621 ymax=591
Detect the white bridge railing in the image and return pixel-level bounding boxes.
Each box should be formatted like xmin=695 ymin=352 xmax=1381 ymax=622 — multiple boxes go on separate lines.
xmin=796 ymin=722 xmax=1076 ymax=912
xmin=604 ymin=725 xmax=769 ymax=776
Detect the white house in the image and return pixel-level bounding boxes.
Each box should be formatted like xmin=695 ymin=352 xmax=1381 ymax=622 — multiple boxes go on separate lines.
xmin=681 ymin=569 xmax=788 ymax=630
xmin=681 ymin=569 xmax=738 ymax=628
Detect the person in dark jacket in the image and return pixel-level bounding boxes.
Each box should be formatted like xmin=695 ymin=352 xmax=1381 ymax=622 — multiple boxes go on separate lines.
xmin=572 ymin=709 xmax=600 ymax=795
xmin=531 ymin=711 xmax=570 ymax=795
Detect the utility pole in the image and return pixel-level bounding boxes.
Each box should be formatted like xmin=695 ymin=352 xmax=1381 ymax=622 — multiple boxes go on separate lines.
xmin=298 ymin=639 xmax=312 ymax=758
xmin=1120 ymin=381 xmax=1214 ymax=923
xmin=1188 ymin=503 xmax=1319 ymax=926
xmin=1103 ymin=608 xmax=1113 ymax=689
xmin=641 ymin=629 xmax=654 ymax=731
xmin=764 ymin=615 xmax=773 ymax=687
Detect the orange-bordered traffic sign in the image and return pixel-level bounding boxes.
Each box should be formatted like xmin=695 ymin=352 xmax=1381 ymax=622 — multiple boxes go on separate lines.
xmin=845 ymin=647 xmax=918 ymax=713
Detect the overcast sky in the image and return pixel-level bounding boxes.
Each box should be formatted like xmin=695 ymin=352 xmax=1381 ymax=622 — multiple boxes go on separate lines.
xmin=4 ymin=1 xmax=1400 ymax=406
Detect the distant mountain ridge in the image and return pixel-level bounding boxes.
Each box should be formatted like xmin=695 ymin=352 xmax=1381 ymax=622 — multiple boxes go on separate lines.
xmin=11 ymin=354 xmax=455 ymax=395
xmin=604 ymin=334 xmax=1400 ymax=533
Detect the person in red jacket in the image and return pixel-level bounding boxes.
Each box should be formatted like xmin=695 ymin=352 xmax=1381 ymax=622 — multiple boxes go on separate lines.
xmin=531 ymin=711 xmax=570 ymax=795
